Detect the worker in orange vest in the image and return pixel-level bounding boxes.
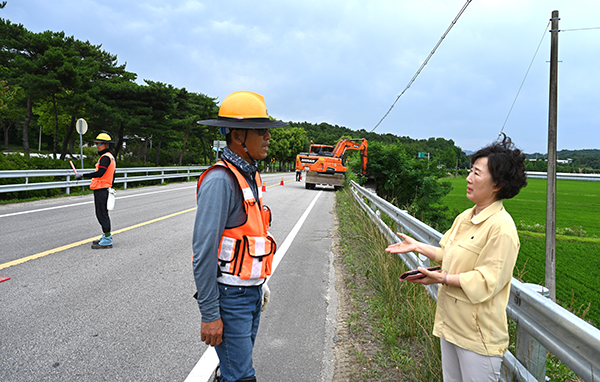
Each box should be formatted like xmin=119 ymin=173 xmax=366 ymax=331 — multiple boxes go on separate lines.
xmin=76 ymin=133 xmax=117 ymax=249
xmin=193 ymin=91 xmax=287 ymax=382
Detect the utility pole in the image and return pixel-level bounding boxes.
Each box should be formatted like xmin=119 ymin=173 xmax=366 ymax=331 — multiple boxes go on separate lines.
xmin=545 ymin=10 xmax=559 ymax=302
xmin=455 ymin=155 xmax=459 ymax=178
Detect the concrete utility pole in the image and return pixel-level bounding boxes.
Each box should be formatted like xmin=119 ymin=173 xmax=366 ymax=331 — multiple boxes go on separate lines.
xmin=545 ymin=10 xmax=559 ymax=302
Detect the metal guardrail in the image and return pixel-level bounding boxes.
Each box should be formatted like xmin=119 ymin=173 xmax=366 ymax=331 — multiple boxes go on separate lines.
xmin=350 ymin=180 xmax=600 ymax=382
xmin=0 ymin=166 xmax=208 ymax=194
xmin=526 ymin=171 xmax=600 ymax=181
xmin=2 ymin=169 xmax=597 ymax=196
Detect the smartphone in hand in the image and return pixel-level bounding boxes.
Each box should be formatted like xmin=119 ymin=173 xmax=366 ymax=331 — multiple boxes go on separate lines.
xmin=399 ymin=266 xmax=441 ymax=281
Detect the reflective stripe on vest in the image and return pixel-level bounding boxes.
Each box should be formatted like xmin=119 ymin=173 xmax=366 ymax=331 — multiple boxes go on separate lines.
xmin=197 ymin=160 xmax=275 ymax=281
xmin=90 ymin=152 xmax=116 ymax=190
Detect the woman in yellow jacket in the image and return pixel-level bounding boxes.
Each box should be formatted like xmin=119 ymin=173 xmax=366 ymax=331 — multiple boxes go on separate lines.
xmin=386 ymin=134 xmax=527 ymax=382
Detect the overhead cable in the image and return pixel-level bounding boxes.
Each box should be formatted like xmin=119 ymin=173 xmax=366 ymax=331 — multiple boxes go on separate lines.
xmin=370 ymin=0 xmax=473 ymax=132
xmin=499 ymin=23 xmax=600 ymax=136
xmin=560 ymin=27 xmax=600 ymax=32
xmin=499 ymin=20 xmax=551 ymax=135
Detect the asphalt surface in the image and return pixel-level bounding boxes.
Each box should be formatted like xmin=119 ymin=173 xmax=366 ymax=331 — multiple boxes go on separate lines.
xmin=0 ymin=172 xmax=339 ymax=381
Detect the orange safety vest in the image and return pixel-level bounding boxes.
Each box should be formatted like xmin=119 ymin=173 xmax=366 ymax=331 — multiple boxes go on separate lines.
xmin=90 ymin=152 xmax=116 ymax=190
xmin=197 ymin=160 xmax=276 ymax=281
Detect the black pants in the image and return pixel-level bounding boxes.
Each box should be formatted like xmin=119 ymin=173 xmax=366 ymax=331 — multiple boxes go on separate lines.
xmin=93 ymin=188 xmax=111 ymax=234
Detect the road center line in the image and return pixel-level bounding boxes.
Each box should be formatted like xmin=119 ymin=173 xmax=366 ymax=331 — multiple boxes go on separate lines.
xmin=184 ymin=190 xmax=324 ymax=382
xmin=0 ymin=207 xmax=196 ymax=270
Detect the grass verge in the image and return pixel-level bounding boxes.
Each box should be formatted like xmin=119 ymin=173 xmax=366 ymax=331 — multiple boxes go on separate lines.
xmin=335 ymin=187 xmax=441 ymax=381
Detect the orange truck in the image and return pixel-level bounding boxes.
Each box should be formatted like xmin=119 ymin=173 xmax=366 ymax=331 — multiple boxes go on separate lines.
xmin=296 ymin=138 xmax=368 ymax=190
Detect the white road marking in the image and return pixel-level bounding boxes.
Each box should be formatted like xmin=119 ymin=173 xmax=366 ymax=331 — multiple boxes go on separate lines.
xmin=184 ymin=190 xmax=324 ymax=382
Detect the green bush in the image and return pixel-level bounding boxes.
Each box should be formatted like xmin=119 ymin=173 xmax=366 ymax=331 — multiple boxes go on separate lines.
xmin=367 ymin=141 xmax=453 ymax=231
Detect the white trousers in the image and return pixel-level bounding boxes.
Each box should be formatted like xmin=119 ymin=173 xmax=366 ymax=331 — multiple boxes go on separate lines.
xmin=441 ymin=338 xmax=503 ymax=382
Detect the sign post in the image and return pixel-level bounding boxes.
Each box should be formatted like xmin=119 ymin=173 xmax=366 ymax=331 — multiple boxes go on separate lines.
xmin=76 ymin=118 xmax=88 ymax=170
xmin=213 ymin=140 xmax=226 ymax=162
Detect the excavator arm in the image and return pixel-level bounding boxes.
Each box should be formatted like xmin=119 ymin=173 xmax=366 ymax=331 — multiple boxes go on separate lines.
xmin=331 ymin=138 xmax=368 ymax=175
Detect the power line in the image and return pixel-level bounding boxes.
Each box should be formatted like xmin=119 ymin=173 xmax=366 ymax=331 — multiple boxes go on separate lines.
xmin=499 ymin=20 xmax=551 ymax=135
xmin=560 ymin=27 xmax=600 ymax=32
xmin=370 ymin=0 xmax=473 ymax=132
xmin=499 ymin=23 xmax=600 ymax=136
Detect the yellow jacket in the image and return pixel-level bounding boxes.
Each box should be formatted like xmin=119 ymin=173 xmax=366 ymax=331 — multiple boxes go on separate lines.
xmin=433 ymin=200 xmax=519 ymax=356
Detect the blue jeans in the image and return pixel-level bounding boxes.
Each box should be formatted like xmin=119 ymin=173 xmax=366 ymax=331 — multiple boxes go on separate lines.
xmin=215 ymin=284 xmax=262 ymax=382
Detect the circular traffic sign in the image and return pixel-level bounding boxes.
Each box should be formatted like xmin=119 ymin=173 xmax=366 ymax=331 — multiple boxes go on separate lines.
xmin=76 ymin=118 xmax=88 ymax=135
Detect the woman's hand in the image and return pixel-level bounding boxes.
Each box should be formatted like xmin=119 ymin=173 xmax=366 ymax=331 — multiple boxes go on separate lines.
xmin=385 ymin=233 xmax=419 ymax=254
xmin=407 ymin=267 xmax=443 ymax=285
xmin=386 ymin=233 xmax=439 ymax=261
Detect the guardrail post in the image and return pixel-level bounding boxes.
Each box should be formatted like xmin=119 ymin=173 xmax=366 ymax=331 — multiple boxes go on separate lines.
xmin=161 ymin=170 xmax=165 ymax=184
xmin=516 ymin=284 xmax=549 ymax=381
xmin=124 ymin=173 xmax=128 ymax=190
xmin=66 ymin=175 xmax=71 ymax=195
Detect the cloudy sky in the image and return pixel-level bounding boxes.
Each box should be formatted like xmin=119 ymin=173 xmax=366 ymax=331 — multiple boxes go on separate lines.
xmin=3 ymin=0 xmax=600 ymax=153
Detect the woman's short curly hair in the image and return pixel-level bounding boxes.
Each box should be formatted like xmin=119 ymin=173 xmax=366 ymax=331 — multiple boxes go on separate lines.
xmin=471 ymin=133 xmax=527 ymax=200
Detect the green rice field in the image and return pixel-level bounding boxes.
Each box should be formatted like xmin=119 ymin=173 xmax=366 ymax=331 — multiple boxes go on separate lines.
xmin=441 ymin=177 xmax=600 ymax=327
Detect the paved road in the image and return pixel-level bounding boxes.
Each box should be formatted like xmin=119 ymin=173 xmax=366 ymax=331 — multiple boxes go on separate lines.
xmin=0 ymin=172 xmax=339 ymax=381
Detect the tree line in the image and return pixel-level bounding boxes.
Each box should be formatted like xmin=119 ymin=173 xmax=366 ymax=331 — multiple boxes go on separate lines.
xmin=0 ymin=17 xmax=223 ymax=166
xmin=1 ymin=13 xmax=473 ymax=229
xmin=0 ymin=16 xmax=470 ymax=168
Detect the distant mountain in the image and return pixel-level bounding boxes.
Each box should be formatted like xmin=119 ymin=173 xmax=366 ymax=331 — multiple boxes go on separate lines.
xmin=526 ymin=149 xmax=600 ymax=159
xmin=526 ymin=152 xmax=546 ymax=160
xmin=463 ymin=150 xmax=474 ymax=156
xmin=557 ymin=149 xmax=600 ymax=158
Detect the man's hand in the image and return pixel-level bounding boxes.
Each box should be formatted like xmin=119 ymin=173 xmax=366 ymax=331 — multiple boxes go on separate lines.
xmin=75 ymin=173 xmax=83 ymax=180
xmin=201 ymin=318 xmax=223 ymax=347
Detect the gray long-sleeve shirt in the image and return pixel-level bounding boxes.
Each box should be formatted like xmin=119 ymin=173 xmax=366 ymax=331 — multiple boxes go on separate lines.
xmin=192 ymin=162 xmax=260 ymax=322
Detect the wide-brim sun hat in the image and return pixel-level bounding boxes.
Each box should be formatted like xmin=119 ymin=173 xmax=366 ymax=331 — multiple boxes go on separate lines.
xmin=197 ymin=91 xmax=288 ymax=129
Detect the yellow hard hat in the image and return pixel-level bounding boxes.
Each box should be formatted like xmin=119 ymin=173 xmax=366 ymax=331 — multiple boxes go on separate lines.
xmin=197 ymin=91 xmax=287 ymax=131
xmin=94 ymin=133 xmax=113 ymax=143
xmin=219 ymin=91 xmax=269 ymax=119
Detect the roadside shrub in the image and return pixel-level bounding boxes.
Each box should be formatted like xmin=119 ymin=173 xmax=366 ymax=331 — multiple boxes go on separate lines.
xmin=367 ymin=141 xmax=453 ymax=231
xmin=0 ymin=154 xmax=72 ymax=201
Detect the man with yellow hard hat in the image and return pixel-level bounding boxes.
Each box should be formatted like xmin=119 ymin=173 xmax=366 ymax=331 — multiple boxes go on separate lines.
xmin=76 ymin=133 xmax=117 ymax=249
xmin=193 ymin=91 xmax=287 ymax=382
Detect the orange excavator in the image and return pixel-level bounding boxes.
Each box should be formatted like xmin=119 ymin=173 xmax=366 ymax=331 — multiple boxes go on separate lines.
xmin=296 ymin=138 xmax=368 ymax=190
